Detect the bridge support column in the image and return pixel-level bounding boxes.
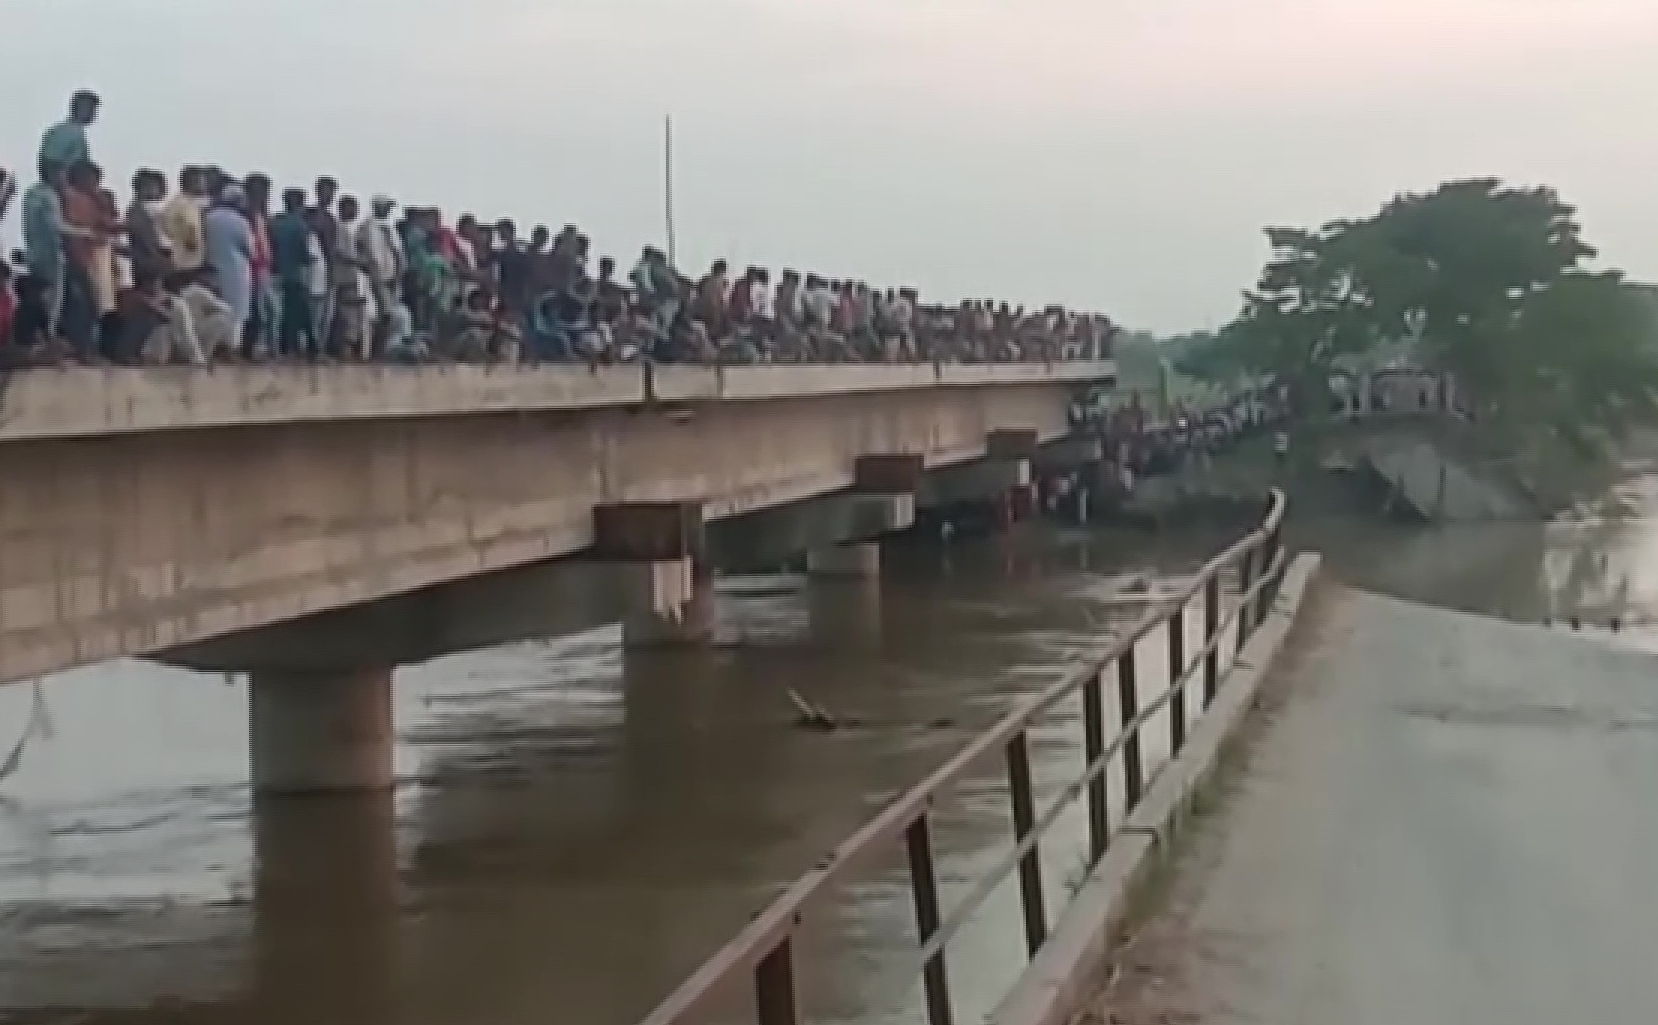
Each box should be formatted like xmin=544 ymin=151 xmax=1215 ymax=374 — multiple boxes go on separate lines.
xmin=1036 ymin=434 xmax=1104 ymax=524
xmin=622 ymin=562 xmax=714 ymax=647
xmin=253 ymin=790 xmax=396 ymax=1017
xmin=807 ymin=541 xmax=881 ymax=578
xmin=593 ymin=500 xmax=714 ymax=647
xmin=808 ymin=575 xmax=883 ymax=648
xmin=250 ymin=666 xmax=393 ymax=794
xmin=918 ymin=442 xmax=1032 ymax=515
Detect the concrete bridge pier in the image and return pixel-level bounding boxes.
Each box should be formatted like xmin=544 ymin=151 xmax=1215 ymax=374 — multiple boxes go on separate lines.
xmin=253 ymin=789 xmax=397 ymax=1017
xmin=594 ymin=501 xmax=715 ymax=649
xmin=1036 ymin=433 xmax=1105 ymax=523
xmin=807 ymin=541 xmax=882 ymax=578
xmin=701 ymin=453 xmax=921 ymax=580
xmin=807 ymin=574 xmax=884 ymax=648
xmin=990 ymin=429 xmax=1043 ymax=522
xmin=249 ymin=666 xmax=395 ymax=794
xmin=919 ymin=435 xmax=1034 ymax=526
xmin=621 ymin=561 xmax=714 ymax=647
xmin=801 ymin=453 xmax=926 ymax=579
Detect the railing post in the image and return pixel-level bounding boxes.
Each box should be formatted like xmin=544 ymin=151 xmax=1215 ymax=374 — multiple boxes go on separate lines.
xmin=1236 ymin=547 xmax=1257 ymax=651
xmin=1264 ymin=524 xmax=1285 ymax=622
xmin=906 ymin=816 xmax=954 ymax=1025
xmin=1082 ymin=669 xmax=1109 ymax=865
xmin=755 ymin=937 xmax=799 ymax=1025
xmin=1168 ymin=603 xmax=1186 ymax=756
xmin=1005 ymin=733 xmax=1048 ymax=957
xmin=1118 ymin=650 xmax=1143 ymax=810
xmin=1203 ymin=574 xmax=1220 ymax=707
xmin=1260 ymin=524 xmax=1286 ymax=626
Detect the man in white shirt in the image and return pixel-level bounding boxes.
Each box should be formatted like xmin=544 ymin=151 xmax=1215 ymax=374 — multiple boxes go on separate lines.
xmin=885 ymin=287 xmax=916 ymax=359
xmin=803 ymin=274 xmax=837 ymax=329
xmin=333 ymin=195 xmax=375 ymax=359
xmin=178 ymin=271 xmax=234 ymax=362
xmin=749 ymin=267 xmax=773 ymax=321
xmin=304 ymin=214 xmax=330 ymax=348
xmin=357 ymin=195 xmax=405 ymax=350
xmin=161 ymin=166 xmax=209 ymax=272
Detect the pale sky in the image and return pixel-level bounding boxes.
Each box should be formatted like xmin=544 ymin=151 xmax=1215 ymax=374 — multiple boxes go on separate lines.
xmin=2 ymin=0 xmax=1655 ymax=333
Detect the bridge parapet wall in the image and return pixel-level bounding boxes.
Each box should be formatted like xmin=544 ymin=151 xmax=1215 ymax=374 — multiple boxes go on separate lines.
xmin=0 ymin=363 xmax=1113 ymax=684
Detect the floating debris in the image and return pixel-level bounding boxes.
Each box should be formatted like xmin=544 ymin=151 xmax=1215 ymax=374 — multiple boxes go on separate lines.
xmin=787 ymin=688 xmax=841 ymax=732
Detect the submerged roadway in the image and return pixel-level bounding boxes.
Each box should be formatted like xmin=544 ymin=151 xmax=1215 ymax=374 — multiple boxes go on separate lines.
xmin=1099 ymin=583 xmax=1658 ymax=1024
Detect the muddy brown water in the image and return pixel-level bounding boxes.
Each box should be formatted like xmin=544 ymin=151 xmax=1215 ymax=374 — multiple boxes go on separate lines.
xmin=0 ymin=522 xmax=1240 ymax=1025
xmin=4 ymin=486 xmax=1656 ymax=1025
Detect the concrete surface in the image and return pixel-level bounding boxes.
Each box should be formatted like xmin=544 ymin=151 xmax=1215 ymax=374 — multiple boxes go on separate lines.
xmin=0 ymin=361 xmax=1114 ymax=441
xmin=1094 ymin=586 xmax=1658 ymax=1024
xmin=249 ymin=666 xmax=394 ymax=793
xmin=0 ymin=364 xmax=1109 ymax=683
xmin=1365 ymin=439 xmax=1533 ymax=521
xmin=806 ymin=540 xmax=883 ymax=578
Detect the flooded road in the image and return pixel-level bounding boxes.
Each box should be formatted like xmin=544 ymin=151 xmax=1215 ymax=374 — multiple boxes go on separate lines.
xmin=6 ymin=478 xmax=1658 ymax=1025
xmin=0 ymin=522 xmax=1238 ymax=1025
xmin=1093 ymin=476 xmax=1658 ymax=1025
xmin=1094 ymin=585 xmax=1658 ymax=1025
xmin=1302 ymin=471 xmax=1658 ymax=635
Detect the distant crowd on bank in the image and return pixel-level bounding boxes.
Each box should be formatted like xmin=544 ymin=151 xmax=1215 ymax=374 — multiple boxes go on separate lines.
xmin=0 ymin=92 xmax=1120 ymax=368
xmin=1073 ymin=384 xmax=1295 ymax=493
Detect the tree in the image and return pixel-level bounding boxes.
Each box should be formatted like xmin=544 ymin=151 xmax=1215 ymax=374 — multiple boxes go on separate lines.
xmin=1192 ymin=178 xmax=1658 ymax=444
xmin=1500 ymin=271 xmax=1658 ymax=448
xmin=1355 ymin=179 xmax=1600 ymax=417
xmin=1181 ymin=223 xmax=1383 ymax=415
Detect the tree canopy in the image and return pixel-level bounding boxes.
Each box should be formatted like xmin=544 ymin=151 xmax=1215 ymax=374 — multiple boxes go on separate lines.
xmin=1181 ymin=179 xmax=1658 ymax=443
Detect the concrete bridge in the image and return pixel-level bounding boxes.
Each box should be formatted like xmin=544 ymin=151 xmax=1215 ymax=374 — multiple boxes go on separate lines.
xmin=0 ymin=360 xmax=1112 ymax=792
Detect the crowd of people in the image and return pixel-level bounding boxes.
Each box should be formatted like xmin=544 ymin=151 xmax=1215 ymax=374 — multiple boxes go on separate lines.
xmin=0 ymin=92 xmax=1120 ymax=368
xmin=1072 ymin=384 xmax=1295 ymax=493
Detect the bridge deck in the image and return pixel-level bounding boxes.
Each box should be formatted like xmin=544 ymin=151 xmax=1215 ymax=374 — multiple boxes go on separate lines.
xmin=1100 ymin=585 xmax=1658 ymax=1024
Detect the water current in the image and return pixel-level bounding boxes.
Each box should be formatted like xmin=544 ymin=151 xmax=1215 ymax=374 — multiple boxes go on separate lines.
xmin=3 ymin=483 xmax=1656 ymax=1025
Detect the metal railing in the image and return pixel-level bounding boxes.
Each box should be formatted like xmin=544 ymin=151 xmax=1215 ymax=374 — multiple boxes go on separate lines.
xmin=640 ymin=489 xmax=1290 ymax=1025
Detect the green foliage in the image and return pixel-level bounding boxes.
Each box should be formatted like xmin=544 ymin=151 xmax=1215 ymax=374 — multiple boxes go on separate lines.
xmin=1193 ymin=178 xmax=1658 ymax=442
xmin=1501 ymin=271 xmax=1658 ymax=447
xmin=1179 ymin=222 xmax=1386 ymax=414
xmin=1357 ymin=180 xmax=1601 ymax=412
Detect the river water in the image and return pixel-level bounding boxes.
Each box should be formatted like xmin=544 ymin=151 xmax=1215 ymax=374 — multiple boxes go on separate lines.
xmin=3 ymin=485 xmax=1656 ymax=1025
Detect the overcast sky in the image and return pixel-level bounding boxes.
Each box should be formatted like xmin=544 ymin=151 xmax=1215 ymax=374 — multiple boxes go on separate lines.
xmin=3 ymin=0 xmax=1655 ymax=333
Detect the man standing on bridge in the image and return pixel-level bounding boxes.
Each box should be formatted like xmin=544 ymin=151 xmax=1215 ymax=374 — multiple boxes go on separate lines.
xmin=38 ymin=90 xmax=99 ymax=172
xmin=357 ymin=195 xmax=405 ymax=353
xmin=21 ymin=159 xmax=67 ymax=343
xmin=310 ymin=177 xmax=342 ymax=353
xmin=270 ymin=188 xmax=317 ymax=358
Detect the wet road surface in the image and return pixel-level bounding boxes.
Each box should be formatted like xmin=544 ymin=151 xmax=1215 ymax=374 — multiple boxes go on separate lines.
xmin=0 ymin=523 xmax=1237 ymax=1025
xmin=1098 ymin=584 xmax=1658 ymax=1024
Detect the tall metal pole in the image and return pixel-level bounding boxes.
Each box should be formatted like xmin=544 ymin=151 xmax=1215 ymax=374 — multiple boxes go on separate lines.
xmin=664 ymin=115 xmax=677 ymax=268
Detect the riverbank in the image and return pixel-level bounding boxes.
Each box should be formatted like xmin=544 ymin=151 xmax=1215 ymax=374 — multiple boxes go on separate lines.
xmin=1111 ymin=415 xmax=1636 ymax=527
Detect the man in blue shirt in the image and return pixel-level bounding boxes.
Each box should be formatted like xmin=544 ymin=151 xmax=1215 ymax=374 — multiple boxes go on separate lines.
xmin=269 ymin=188 xmax=317 ymax=358
xmin=38 ymin=90 xmax=99 ymax=171
xmin=21 ymin=158 xmax=67 ymax=338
